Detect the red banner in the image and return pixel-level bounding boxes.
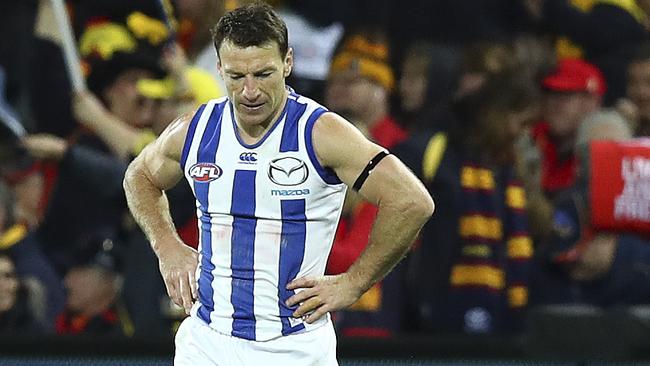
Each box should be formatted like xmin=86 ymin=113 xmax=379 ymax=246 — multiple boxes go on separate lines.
xmin=590 ymin=139 xmax=650 ymax=234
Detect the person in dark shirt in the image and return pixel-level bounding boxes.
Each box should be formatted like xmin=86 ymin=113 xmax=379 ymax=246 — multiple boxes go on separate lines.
xmin=396 ymin=70 xmax=539 ymax=334
xmin=525 ymin=0 xmax=649 ymax=105
xmin=533 ymin=110 xmax=650 ymax=306
xmin=0 ymin=252 xmax=42 ymax=334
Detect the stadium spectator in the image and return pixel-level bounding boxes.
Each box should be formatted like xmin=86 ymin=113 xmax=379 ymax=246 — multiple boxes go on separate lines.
xmin=397 ymin=41 xmax=461 ymax=132
xmin=524 ymin=0 xmax=649 ymax=105
xmin=0 ymin=252 xmax=43 ymax=334
xmin=174 ymin=0 xmax=226 ymax=94
xmin=0 ymin=75 xmax=65 ymax=332
xmin=532 ymin=110 xmax=650 ymax=306
xmin=56 ymin=260 xmax=128 ymax=336
xmin=324 ymin=33 xmax=408 ymax=337
xmin=396 ymin=70 xmax=539 ymax=334
xmin=528 ymin=58 xmax=606 ymax=199
xmin=277 ymin=1 xmax=344 ymax=102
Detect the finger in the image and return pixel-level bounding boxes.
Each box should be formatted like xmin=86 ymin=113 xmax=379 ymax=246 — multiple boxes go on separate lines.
xmin=178 ymin=274 xmax=194 ymax=314
xmin=189 ymin=268 xmax=198 ymax=301
xmin=285 ymin=288 xmax=316 ymax=307
xmin=165 ymin=276 xmax=180 ymax=306
xmin=293 ymin=296 xmax=321 ymax=318
xmin=287 ymin=277 xmax=316 ymax=290
xmin=305 ymin=305 xmax=329 ymax=324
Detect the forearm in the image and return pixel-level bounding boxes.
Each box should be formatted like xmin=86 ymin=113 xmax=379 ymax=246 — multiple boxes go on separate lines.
xmin=86 ymin=112 xmax=140 ymax=160
xmin=345 ymin=199 xmax=431 ymax=293
xmin=123 ymin=159 xmax=181 ymax=254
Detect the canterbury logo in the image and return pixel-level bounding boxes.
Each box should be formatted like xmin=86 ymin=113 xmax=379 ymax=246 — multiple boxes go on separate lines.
xmin=239 ymin=152 xmax=258 ymax=164
xmin=268 ymin=157 xmax=308 ymax=186
xmin=189 ymin=162 xmax=222 ymax=182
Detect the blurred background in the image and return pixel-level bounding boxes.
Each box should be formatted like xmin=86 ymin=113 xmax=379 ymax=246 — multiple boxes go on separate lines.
xmin=0 ymin=0 xmax=650 ymax=365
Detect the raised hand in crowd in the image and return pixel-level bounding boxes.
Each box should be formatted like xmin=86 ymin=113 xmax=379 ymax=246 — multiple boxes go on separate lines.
xmin=21 ymin=134 xmax=68 ymax=161
xmin=72 ymin=90 xmax=141 ymax=161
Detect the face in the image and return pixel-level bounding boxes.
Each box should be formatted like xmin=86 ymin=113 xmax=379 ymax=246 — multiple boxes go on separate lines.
xmin=0 ymin=256 xmax=18 ymax=312
xmin=399 ymin=55 xmax=429 ymax=112
xmin=627 ymin=60 xmax=650 ymax=121
xmin=218 ymin=40 xmax=292 ymax=129
xmin=325 ymin=69 xmax=383 ymax=122
xmin=103 ymin=69 xmax=158 ymax=129
xmin=543 ymin=92 xmax=597 ymax=139
xmin=64 ymin=266 xmax=114 ymax=313
xmin=482 ymin=104 xmax=539 ymax=163
xmin=153 ymin=99 xmax=183 ymax=135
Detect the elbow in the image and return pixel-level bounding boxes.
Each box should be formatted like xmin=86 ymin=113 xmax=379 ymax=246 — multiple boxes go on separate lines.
xmin=399 ymin=190 xmax=435 ymax=225
xmin=423 ymin=193 xmax=435 ymax=219
xmin=122 ymin=159 xmax=139 ymax=195
xmin=415 ymin=192 xmax=435 ymax=222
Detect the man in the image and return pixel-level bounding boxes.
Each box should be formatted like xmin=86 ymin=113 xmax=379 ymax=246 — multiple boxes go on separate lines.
xmin=323 ymin=33 xmax=409 ymax=337
xmin=324 ymin=33 xmax=406 ymax=147
xmin=395 ymin=71 xmax=539 ymax=334
xmin=123 ymin=3 xmax=434 ymax=365
xmin=534 ymin=111 xmax=650 ymax=306
xmin=531 ymin=58 xmax=605 ymax=198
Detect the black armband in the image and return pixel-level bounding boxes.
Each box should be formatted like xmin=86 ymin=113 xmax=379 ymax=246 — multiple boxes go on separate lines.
xmin=352 ymin=151 xmax=390 ymax=191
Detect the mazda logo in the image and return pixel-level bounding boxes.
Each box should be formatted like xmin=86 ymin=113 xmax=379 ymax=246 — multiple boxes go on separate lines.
xmin=268 ymin=157 xmax=309 ymax=186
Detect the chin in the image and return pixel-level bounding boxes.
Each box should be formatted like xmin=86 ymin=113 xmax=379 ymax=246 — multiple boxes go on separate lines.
xmin=240 ymin=115 xmax=269 ymax=127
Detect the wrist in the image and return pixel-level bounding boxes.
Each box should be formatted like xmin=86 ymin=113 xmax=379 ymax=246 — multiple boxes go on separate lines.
xmin=151 ymin=235 xmax=183 ymax=256
xmin=341 ymin=271 xmax=370 ymax=296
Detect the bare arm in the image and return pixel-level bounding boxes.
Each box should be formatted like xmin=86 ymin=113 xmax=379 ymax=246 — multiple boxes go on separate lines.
xmin=73 ymin=91 xmax=142 ymax=160
xmin=123 ymin=111 xmax=198 ymax=313
xmin=287 ymin=112 xmax=434 ymax=322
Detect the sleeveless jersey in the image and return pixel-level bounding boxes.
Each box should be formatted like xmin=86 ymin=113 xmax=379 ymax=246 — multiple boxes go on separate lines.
xmin=180 ymin=92 xmax=347 ymax=341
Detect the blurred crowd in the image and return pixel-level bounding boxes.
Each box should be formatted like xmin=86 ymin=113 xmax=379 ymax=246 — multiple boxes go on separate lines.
xmin=0 ymin=0 xmax=649 ymax=339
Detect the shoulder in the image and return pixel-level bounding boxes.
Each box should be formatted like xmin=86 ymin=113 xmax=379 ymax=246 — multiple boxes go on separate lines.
xmin=310 ymin=112 xmax=370 ymax=153
xmin=309 ymin=111 xmax=383 ymax=171
xmin=312 ymin=111 xmax=353 ymax=135
xmin=155 ymin=107 xmax=202 ymax=162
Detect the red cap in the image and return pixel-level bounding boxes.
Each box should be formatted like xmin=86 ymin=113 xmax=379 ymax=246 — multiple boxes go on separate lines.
xmin=542 ymin=58 xmax=606 ymax=96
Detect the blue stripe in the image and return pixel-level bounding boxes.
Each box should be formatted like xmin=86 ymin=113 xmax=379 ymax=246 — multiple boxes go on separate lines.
xmin=195 ymin=101 xmax=226 ymax=324
xmin=230 ymin=170 xmax=257 ymax=340
xmin=304 ymin=108 xmax=343 ymax=184
xmin=279 ymin=99 xmax=306 ymax=152
xmin=179 ymin=104 xmax=206 ymax=170
xmin=278 ymin=199 xmax=307 ymax=335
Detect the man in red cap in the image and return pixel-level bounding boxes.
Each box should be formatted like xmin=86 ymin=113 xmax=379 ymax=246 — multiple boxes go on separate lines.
xmin=531 ymin=58 xmax=606 ymax=198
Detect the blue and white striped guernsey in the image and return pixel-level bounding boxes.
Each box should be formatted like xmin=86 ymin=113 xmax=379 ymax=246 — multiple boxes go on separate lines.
xmin=180 ymin=92 xmax=347 ymax=341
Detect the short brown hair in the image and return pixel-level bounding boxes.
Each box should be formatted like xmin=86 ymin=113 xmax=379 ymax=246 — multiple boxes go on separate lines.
xmin=211 ymin=2 xmax=288 ymax=59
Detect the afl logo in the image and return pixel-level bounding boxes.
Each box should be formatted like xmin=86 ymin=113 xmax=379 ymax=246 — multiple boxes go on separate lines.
xmin=189 ymin=162 xmax=222 ymax=182
xmin=268 ymin=157 xmax=308 ymax=186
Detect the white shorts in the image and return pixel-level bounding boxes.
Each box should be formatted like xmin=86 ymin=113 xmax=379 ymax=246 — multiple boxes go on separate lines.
xmin=174 ymin=315 xmax=338 ymax=366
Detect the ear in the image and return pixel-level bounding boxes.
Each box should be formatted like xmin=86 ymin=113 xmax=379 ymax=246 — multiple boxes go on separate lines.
xmin=283 ymin=48 xmax=294 ymax=78
xmin=217 ymin=60 xmax=223 ymax=78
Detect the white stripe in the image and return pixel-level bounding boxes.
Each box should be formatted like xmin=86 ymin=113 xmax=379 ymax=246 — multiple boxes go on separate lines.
xmin=209 ymin=214 xmax=235 ymax=332
xmin=206 ymin=102 xmax=236 ymax=333
xmin=252 ymin=218 xmax=283 ymax=339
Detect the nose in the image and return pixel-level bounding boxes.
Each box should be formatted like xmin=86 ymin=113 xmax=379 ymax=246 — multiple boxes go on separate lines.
xmin=242 ymin=76 xmax=260 ymax=101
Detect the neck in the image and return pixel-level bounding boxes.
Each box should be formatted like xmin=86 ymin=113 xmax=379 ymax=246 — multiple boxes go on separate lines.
xmin=236 ymin=90 xmax=289 ymax=143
